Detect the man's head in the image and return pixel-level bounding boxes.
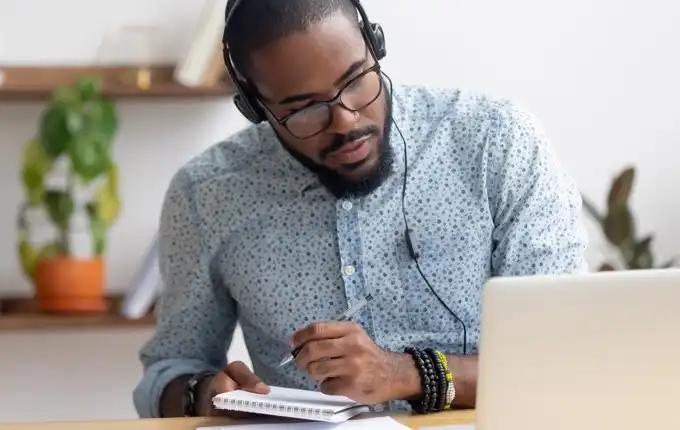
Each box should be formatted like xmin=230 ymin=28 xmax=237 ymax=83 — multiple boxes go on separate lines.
xmin=224 ymin=0 xmax=394 ymax=198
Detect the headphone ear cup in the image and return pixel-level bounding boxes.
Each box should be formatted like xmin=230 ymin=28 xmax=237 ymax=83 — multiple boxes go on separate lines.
xmin=234 ymin=92 xmax=265 ymax=124
xmin=370 ymin=23 xmax=387 ymax=60
xmin=223 ymin=47 xmax=266 ymax=124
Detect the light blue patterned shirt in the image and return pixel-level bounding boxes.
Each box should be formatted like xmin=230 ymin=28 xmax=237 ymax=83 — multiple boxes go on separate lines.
xmin=133 ymin=83 xmax=587 ymax=418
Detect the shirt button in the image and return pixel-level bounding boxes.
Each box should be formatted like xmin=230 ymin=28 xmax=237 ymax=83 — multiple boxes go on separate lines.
xmin=342 ymin=201 xmax=353 ymax=211
xmin=342 ymin=265 xmax=356 ymax=276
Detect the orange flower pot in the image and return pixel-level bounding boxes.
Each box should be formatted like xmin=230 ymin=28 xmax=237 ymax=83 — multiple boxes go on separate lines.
xmin=34 ymin=257 xmax=108 ymax=314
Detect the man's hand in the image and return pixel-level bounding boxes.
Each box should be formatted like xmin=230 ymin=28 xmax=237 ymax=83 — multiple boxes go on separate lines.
xmin=197 ymin=361 xmax=271 ymax=417
xmin=291 ymin=322 xmax=420 ymax=404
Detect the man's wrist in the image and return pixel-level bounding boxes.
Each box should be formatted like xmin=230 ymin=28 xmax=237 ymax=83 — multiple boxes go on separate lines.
xmin=388 ymin=352 xmax=423 ymax=401
xmin=185 ymin=371 xmax=217 ymax=416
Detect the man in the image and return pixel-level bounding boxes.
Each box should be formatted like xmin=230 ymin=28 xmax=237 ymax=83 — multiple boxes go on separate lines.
xmin=133 ymin=0 xmax=588 ymax=419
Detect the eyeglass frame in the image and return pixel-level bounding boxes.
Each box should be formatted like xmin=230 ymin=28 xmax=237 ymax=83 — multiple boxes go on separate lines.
xmin=254 ymin=62 xmax=384 ymax=140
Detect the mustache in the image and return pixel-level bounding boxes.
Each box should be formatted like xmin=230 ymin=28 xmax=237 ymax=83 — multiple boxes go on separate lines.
xmin=321 ymin=126 xmax=381 ymax=159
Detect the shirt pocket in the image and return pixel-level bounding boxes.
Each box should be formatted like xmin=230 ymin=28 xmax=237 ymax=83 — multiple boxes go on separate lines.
xmin=397 ymin=229 xmax=488 ymax=345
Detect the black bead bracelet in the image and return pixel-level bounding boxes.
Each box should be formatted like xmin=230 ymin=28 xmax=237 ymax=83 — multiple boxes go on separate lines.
xmin=405 ymin=346 xmax=439 ymax=414
xmin=426 ymin=348 xmax=448 ymax=412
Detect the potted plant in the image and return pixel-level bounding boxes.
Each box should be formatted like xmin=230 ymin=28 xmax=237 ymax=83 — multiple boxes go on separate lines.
xmin=16 ymin=76 xmax=121 ymax=313
xmin=582 ymin=166 xmax=674 ymax=271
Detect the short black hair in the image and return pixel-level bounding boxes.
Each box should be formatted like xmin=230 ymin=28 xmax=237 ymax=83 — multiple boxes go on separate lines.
xmin=224 ymin=0 xmax=359 ymax=79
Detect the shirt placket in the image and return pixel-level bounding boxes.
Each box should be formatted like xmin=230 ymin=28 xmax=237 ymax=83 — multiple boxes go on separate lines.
xmin=334 ymin=198 xmax=371 ymax=330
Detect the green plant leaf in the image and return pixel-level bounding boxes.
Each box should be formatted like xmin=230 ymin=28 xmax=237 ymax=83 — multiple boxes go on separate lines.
xmin=20 ymin=138 xmax=54 ymax=206
xmin=39 ymin=105 xmax=72 ymax=158
xmin=17 ymin=238 xmax=38 ymax=280
xmin=603 ymin=205 xmax=634 ymax=246
xmin=85 ymin=202 xmax=106 ymax=256
xmin=607 ymin=167 xmax=635 ymax=209
xmin=52 ymin=85 xmax=80 ymax=105
xmin=37 ymin=241 xmax=67 ymax=260
xmin=75 ymin=76 xmax=102 ymax=101
xmin=95 ymin=164 xmax=121 ymax=226
xmin=630 ymin=235 xmax=654 ymax=269
xmin=97 ymin=100 xmax=118 ymax=144
xmin=43 ymin=190 xmax=74 ymax=231
xmin=68 ymin=134 xmax=111 ymax=182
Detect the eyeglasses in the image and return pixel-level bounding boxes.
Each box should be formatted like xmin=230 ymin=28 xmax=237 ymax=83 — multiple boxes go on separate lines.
xmin=265 ymin=64 xmax=383 ymax=140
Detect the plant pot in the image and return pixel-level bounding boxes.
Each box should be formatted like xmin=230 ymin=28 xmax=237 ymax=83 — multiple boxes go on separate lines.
xmin=34 ymin=257 xmax=108 ymax=314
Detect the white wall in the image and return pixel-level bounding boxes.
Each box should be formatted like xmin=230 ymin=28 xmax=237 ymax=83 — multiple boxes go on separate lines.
xmin=1 ymin=0 xmax=678 ymax=423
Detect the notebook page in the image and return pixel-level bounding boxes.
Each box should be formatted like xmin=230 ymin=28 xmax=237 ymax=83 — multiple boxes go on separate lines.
xmin=213 ymin=386 xmax=360 ymax=412
xmin=197 ymin=415 xmax=410 ymax=430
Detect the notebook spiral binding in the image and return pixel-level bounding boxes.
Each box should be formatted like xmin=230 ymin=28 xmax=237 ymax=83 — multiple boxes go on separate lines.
xmin=214 ymin=397 xmax=336 ymax=420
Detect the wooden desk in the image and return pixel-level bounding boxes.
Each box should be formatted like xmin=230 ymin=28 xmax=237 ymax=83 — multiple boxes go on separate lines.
xmin=1 ymin=410 xmax=475 ymax=430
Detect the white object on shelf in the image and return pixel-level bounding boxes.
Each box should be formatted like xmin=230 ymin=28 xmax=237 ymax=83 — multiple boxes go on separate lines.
xmin=174 ymin=0 xmax=227 ymax=87
xmin=119 ymin=233 xmax=162 ymax=319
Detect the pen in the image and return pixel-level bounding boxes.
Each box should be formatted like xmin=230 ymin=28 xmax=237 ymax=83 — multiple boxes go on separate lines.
xmin=278 ymin=293 xmax=374 ymax=367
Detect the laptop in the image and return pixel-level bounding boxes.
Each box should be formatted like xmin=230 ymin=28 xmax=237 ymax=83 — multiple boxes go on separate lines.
xmin=475 ymin=269 xmax=680 ymax=430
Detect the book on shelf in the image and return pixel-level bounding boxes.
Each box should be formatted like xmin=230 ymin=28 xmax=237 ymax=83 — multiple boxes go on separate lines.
xmin=119 ymin=233 xmax=162 ymax=319
xmin=174 ymin=0 xmax=228 ymax=87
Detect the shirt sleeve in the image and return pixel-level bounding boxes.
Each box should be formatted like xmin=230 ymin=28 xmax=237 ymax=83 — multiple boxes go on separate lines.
xmin=485 ymin=102 xmax=589 ymax=275
xmin=132 ymin=168 xmax=238 ymax=418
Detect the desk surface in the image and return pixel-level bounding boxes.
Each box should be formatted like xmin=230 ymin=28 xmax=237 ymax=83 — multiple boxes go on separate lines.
xmin=1 ymin=410 xmax=475 ymax=430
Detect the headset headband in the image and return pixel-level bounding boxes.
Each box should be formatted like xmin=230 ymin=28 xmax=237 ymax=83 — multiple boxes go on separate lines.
xmin=222 ymin=0 xmax=386 ymax=124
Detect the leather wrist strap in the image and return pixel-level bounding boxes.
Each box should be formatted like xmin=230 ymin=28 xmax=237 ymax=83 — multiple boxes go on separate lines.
xmin=183 ymin=371 xmax=217 ymax=417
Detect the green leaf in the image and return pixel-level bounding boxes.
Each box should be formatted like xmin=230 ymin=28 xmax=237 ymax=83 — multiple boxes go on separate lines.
xmin=39 ymin=105 xmax=72 ymax=158
xmin=607 ymin=167 xmax=635 ymax=209
xmin=94 ymin=164 xmax=121 ymax=226
xmin=17 ymin=239 xmax=38 ymax=280
xmin=75 ymin=76 xmax=102 ymax=101
xmin=630 ymin=235 xmax=654 ymax=269
xmin=68 ymin=134 xmax=111 ymax=182
xmin=85 ymin=203 xmax=106 ymax=256
xmin=37 ymin=241 xmax=68 ymax=260
xmin=43 ymin=190 xmax=74 ymax=231
xmin=603 ymin=205 xmax=634 ymax=246
xmin=52 ymin=85 xmax=80 ymax=105
xmin=20 ymin=138 xmax=54 ymax=206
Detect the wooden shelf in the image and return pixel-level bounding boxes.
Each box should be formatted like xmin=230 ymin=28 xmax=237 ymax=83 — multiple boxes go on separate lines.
xmin=0 ymin=65 xmax=234 ymax=101
xmin=0 ymin=294 xmax=155 ymax=331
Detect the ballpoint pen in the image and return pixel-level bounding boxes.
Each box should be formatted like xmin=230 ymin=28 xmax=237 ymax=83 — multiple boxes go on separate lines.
xmin=278 ymin=293 xmax=374 ymax=367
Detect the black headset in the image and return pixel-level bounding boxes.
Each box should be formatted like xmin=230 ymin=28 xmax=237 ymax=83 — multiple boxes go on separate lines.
xmin=221 ymin=0 xmax=387 ymax=124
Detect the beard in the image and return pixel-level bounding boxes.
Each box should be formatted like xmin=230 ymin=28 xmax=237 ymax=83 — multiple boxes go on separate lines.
xmin=279 ymin=98 xmax=395 ymax=199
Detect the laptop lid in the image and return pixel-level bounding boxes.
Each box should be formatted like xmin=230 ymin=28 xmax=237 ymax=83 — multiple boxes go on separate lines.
xmin=475 ymin=269 xmax=680 ymax=430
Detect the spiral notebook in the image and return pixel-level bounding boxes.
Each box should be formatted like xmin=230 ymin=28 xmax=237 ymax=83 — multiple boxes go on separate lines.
xmin=212 ymin=386 xmax=371 ymax=423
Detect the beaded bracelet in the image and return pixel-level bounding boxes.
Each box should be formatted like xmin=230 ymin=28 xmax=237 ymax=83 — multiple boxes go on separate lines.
xmin=421 ymin=350 xmax=438 ymax=412
xmin=425 ymin=348 xmax=448 ymax=412
xmin=435 ymin=350 xmax=455 ymax=409
xmin=404 ymin=346 xmax=437 ymax=414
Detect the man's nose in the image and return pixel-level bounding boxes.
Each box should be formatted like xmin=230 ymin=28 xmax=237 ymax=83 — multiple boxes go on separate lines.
xmin=325 ymin=105 xmax=359 ymax=135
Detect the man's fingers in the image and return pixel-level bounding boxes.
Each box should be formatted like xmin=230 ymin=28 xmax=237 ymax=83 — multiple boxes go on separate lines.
xmin=295 ymin=338 xmax=345 ymax=370
xmin=211 ymin=371 xmax=238 ymax=395
xmin=291 ymin=321 xmax=357 ymax=349
xmin=225 ymin=361 xmax=270 ymax=394
xmin=320 ymin=377 xmax=348 ymax=397
xmin=306 ymin=357 xmax=349 ymax=381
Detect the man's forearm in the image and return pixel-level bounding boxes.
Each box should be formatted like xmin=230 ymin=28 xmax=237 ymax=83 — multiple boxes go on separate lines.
xmin=392 ymin=352 xmax=478 ymax=409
